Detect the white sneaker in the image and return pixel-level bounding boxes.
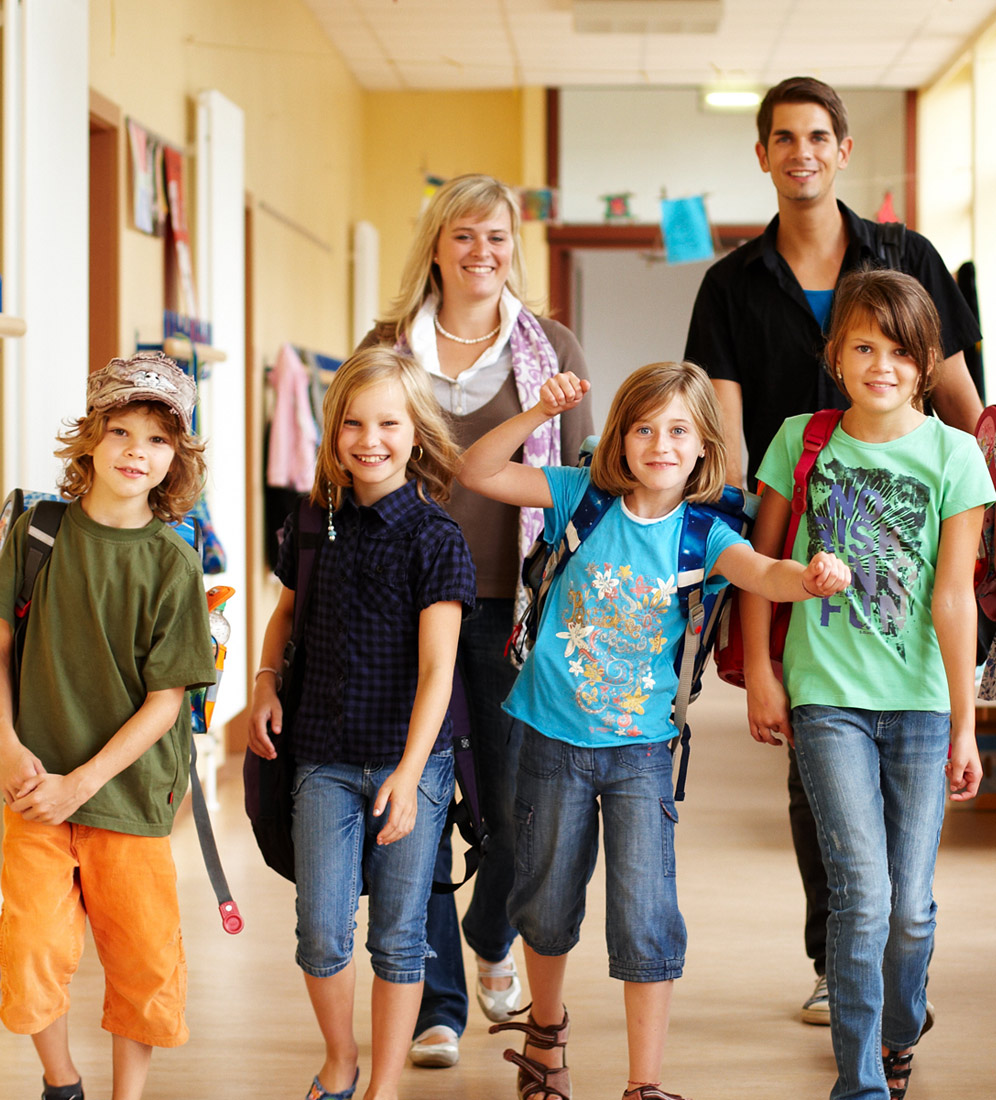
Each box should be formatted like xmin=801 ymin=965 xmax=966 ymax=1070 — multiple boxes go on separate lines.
xmin=409 ymin=1025 xmax=460 ymax=1068
xmin=801 ymin=974 xmax=830 ymax=1025
xmin=475 ymin=951 xmax=522 ymax=1023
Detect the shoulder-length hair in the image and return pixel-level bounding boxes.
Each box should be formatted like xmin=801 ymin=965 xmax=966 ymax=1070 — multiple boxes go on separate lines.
xmin=378 ymin=174 xmax=530 ymax=341
xmin=55 ymin=401 xmax=207 ymax=524
xmin=824 ymin=267 xmax=942 ymax=411
xmin=589 ymin=361 xmax=727 ymax=504
xmin=314 ymin=346 xmax=461 ymax=510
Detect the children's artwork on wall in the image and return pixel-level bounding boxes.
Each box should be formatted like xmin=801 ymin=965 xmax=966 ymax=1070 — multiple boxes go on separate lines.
xmin=876 ymin=191 xmax=899 ymax=224
xmin=520 ymin=188 xmax=558 ymax=223
xmin=421 ymin=173 xmax=447 ymax=212
xmin=660 ymin=195 xmax=714 ymax=264
xmin=164 ymin=146 xmax=200 ymax=320
xmin=127 ymin=119 xmax=161 ymax=236
xmin=600 ymin=192 xmax=634 ymax=223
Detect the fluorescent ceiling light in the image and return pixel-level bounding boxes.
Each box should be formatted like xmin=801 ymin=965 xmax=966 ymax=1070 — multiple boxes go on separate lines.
xmin=574 ymin=0 xmax=724 ymax=35
xmin=701 ymin=89 xmax=761 ymax=110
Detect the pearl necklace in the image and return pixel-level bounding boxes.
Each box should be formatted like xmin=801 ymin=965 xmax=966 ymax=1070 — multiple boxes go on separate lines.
xmin=434 ymin=313 xmax=500 ymax=345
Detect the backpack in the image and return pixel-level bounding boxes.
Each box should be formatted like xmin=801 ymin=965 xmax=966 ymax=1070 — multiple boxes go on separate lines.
xmin=0 ymin=490 xmax=244 ymax=935
xmin=243 ymin=498 xmax=488 ymax=891
xmin=974 ymin=407 xmax=996 ymax=663
xmin=511 ymin=440 xmax=756 ymax=800
xmin=874 ymin=220 xmax=907 ymax=271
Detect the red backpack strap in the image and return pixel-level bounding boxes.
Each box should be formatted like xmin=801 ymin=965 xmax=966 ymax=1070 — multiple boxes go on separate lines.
xmin=783 ymin=409 xmax=843 ymax=557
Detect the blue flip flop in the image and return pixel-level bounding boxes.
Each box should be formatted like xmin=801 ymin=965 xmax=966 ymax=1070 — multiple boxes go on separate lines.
xmin=306 ymin=1068 xmax=359 ymax=1100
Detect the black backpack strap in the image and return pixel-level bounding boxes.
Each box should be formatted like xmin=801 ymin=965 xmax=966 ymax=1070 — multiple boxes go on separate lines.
xmin=14 ymin=500 xmax=67 ymax=619
xmin=874 ymin=221 xmax=907 ymax=271
xmin=432 ymin=665 xmax=488 ymax=894
xmin=291 ymin=499 xmax=325 ymax=643
xmin=274 ymin=498 xmax=325 ymax=680
xmin=12 ymin=501 xmax=67 ymax=707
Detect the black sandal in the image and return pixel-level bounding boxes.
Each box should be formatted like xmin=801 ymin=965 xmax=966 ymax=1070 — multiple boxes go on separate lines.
xmin=489 ymin=1004 xmax=570 ymax=1100
xmin=41 ymin=1081 xmax=84 ymax=1100
xmin=622 ymin=1086 xmax=691 ymax=1100
xmin=882 ymin=1050 xmax=914 ymax=1100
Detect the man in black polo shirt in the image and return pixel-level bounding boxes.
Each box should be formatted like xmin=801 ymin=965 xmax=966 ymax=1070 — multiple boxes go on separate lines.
xmin=684 ymin=76 xmax=982 ymax=1024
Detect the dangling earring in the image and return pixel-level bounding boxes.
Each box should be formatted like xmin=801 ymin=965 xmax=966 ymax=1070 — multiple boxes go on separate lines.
xmin=411 ymin=444 xmax=424 ymax=463
xmin=327 ymin=481 xmax=336 ymax=542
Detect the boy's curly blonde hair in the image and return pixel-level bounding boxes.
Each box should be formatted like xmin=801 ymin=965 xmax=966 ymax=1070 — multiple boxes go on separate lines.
xmin=56 ymin=401 xmax=207 ymax=523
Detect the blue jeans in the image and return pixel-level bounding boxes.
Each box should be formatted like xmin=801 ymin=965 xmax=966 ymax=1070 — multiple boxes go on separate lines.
xmin=793 ymin=706 xmax=948 ymax=1100
xmin=293 ymin=751 xmax=454 ymax=984
xmin=418 ymin=599 xmax=523 ymax=1035
xmin=508 ymin=727 xmax=686 ymax=983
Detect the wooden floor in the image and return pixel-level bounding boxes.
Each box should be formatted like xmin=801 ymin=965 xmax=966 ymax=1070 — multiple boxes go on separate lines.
xmin=2 ymin=668 xmax=995 ymax=1099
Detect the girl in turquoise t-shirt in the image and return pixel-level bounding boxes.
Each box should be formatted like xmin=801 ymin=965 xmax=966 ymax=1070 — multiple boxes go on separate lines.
xmin=459 ymin=360 xmax=850 ymax=1100
xmin=744 ymin=268 xmax=993 ymax=1100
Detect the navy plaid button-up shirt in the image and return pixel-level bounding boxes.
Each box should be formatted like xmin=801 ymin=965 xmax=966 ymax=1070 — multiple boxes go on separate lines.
xmin=275 ymin=478 xmax=476 ymax=765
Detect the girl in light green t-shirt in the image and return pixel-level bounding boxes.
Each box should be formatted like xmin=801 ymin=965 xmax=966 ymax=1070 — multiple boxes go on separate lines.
xmin=743 ymin=268 xmax=993 ymax=1100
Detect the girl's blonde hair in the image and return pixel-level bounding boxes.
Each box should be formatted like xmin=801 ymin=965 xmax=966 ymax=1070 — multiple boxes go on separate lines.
xmin=377 ymin=174 xmax=530 ymax=341
xmin=55 ymin=401 xmax=207 ymax=524
xmin=825 ymin=267 xmax=942 ymax=410
xmin=589 ymin=361 xmax=727 ymax=503
xmin=314 ymin=346 xmax=461 ymax=510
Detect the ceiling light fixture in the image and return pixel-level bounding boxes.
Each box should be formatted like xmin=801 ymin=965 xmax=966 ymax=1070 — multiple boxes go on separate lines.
xmin=700 ymin=88 xmax=761 ymax=111
xmin=573 ymin=0 xmax=724 ymax=36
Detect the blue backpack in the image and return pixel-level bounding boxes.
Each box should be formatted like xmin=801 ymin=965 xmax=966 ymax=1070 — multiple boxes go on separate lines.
xmin=513 ymin=440 xmax=756 ymax=800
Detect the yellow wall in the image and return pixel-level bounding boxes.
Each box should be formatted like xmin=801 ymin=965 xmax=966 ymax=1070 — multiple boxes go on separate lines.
xmin=360 ymin=87 xmax=549 ymax=329
xmin=89 ymin=0 xmax=363 ymax=362
xmin=86 ymin=6 xmax=550 ymax=678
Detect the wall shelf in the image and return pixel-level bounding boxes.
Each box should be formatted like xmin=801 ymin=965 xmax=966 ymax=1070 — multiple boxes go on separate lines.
xmin=0 ymin=314 xmax=27 ymax=338
xmin=162 ymin=335 xmax=226 ymax=364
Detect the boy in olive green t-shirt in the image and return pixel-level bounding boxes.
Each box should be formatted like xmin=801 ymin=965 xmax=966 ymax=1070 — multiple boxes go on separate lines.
xmin=0 ymin=353 xmax=216 ymax=1100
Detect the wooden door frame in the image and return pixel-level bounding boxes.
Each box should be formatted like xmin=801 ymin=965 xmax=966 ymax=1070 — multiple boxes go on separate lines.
xmin=88 ymin=88 xmax=121 ymax=371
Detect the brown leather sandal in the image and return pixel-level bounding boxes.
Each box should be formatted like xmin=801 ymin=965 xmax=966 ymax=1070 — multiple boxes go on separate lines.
xmin=489 ymin=1004 xmax=570 ymax=1100
xmin=882 ymin=1050 xmax=914 ymax=1100
xmin=622 ymin=1086 xmax=691 ymax=1100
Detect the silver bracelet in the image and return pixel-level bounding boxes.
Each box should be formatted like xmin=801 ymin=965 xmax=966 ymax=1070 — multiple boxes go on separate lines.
xmin=255 ymin=666 xmax=283 ymax=690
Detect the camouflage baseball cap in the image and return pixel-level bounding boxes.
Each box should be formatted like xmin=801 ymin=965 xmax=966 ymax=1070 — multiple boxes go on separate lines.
xmin=87 ymin=352 xmax=197 ymax=433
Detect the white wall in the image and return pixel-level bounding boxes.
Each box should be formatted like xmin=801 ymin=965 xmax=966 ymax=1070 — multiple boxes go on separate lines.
xmin=559 ymin=87 xmax=907 ymax=227
xmin=2 ymin=0 xmax=89 ymax=492
xmin=196 ymin=90 xmax=247 ymax=728
xmin=918 ymin=25 xmax=996 ymax=399
xmin=574 ymin=251 xmax=713 ymax=432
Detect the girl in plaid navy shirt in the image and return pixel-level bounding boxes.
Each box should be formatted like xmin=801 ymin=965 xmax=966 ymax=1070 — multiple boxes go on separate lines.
xmin=249 ymin=347 xmax=476 ymax=1100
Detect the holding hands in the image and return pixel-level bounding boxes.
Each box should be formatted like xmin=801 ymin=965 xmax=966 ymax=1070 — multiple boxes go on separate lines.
xmin=801 ymin=550 xmax=851 ymax=598
xmin=744 ymin=551 xmax=850 ymax=750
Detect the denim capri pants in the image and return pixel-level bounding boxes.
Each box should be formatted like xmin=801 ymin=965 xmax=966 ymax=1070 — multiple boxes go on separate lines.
xmin=292 ymin=749 xmax=454 ymax=984
xmin=508 ymin=726 xmax=686 ymax=983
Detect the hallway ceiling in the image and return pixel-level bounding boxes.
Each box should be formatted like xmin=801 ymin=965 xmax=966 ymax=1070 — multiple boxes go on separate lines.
xmin=302 ymin=0 xmax=996 ymax=90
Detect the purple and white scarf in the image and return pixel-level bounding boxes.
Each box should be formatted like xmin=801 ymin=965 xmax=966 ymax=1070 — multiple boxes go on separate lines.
xmin=398 ymin=304 xmax=562 ymax=617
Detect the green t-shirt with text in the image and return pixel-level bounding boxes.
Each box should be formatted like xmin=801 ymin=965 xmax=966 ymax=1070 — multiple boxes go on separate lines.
xmin=757 ymin=416 xmax=994 ymax=711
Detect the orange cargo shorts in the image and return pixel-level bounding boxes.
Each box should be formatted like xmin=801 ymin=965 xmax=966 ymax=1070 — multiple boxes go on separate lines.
xmin=0 ymin=807 xmax=188 ymax=1046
